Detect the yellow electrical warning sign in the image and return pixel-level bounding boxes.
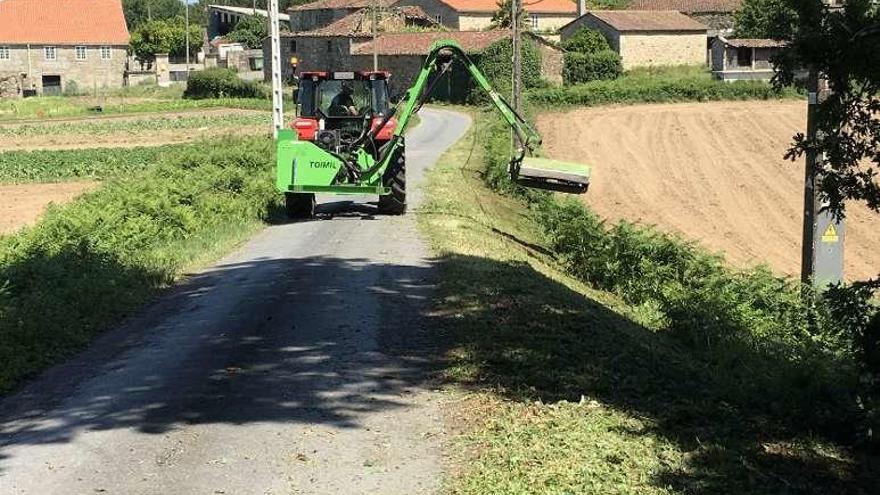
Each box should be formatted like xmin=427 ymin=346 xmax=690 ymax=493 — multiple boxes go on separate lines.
xmin=822 ymin=224 xmax=839 ymax=243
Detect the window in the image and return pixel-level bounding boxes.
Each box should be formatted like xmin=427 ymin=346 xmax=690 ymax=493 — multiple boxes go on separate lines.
xmin=0 ymin=46 xmax=9 ymax=60
xmin=75 ymin=46 xmax=87 ymax=60
xmin=530 ymin=14 xmax=539 ymax=30
xmin=736 ymin=46 xmax=752 ymax=67
xmin=101 ymin=46 xmax=112 ymax=60
xmin=289 ymin=39 xmax=297 ymax=52
xmin=44 ymin=46 xmax=56 ymax=61
xmin=326 ymin=40 xmax=332 ymax=52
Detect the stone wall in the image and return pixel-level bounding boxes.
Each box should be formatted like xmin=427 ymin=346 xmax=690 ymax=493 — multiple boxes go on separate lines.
xmin=0 ymin=72 xmax=21 ymax=98
xmin=392 ymin=0 xmax=460 ymax=28
xmin=619 ymin=32 xmax=706 ymax=69
xmin=289 ymin=8 xmax=354 ymax=32
xmin=0 ymin=44 xmax=127 ymax=93
xmin=538 ymin=44 xmax=563 ymax=84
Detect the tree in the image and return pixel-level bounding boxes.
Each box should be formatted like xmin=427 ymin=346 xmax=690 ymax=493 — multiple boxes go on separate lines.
xmin=490 ymin=0 xmax=528 ymax=30
xmin=775 ymin=0 xmax=880 ymax=445
xmin=123 ymin=0 xmax=186 ymax=30
xmin=734 ymin=0 xmax=799 ymax=39
xmin=129 ymin=16 xmax=201 ymax=60
xmin=226 ymin=15 xmax=268 ymax=49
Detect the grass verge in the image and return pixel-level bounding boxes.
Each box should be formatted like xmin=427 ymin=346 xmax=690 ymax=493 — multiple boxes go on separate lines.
xmin=419 ymin=109 xmax=877 ymax=494
xmin=0 ymin=136 xmax=280 ymax=393
xmin=0 ymin=112 xmax=269 ymax=137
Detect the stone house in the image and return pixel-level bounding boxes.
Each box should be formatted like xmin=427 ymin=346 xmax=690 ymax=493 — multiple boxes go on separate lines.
xmin=621 ymin=0 xmax=741 ymax=37
xmin=288 ymin=0 xmax=398 ymax=32
xmin=560 ymin=11 xmax=708 ymax=70
xmin=393 ymin=0 xmax=577 ymax=32
xmin=349 ymin=30 xmax=564 ymax=96
xmin=0 ymin=0 xmax=129 ymax=96
xmin=711 ymin=37 xmax=785 ymax=81
xmin=207 ymin=4 xmax=290 ymax=39
xmin=265 ymin=6 xmax=437 ymax=82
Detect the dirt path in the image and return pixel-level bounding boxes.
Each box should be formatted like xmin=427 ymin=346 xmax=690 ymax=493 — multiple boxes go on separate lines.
xmin=537 ymin=101 xmax=880 ymax=281
xmin=0 ymin=109 xmax=470 ymax=495
xmin=0 ymin=181 xmax=99 ymax=235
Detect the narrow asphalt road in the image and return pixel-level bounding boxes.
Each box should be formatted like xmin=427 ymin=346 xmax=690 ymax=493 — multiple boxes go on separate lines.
xmin=0 ymin=109 xmax=472 ymax=495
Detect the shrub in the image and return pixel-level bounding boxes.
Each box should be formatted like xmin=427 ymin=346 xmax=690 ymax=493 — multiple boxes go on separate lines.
xmin=563 ymin=50 xmax=623 ymax=84
xmin=183 ymin=68 xmax=267 ymax=99
xmin=561 ymin=28 xmax=611 ymax=54
xmin=0 ymin=137 xmax=279 ymax=392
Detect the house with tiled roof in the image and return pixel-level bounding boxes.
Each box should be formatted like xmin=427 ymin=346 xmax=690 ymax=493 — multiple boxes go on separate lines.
xmin=265 ymin=6 xmax=438 ymax=82
xmin=0 ymin=0 xmax=130 ymax=96
xmin=392 ymin=0 xmax=578 ymax=32
xmin=288 ymin=0 xmax=398 ymax=32
xmin=561 ymin=11 xmax=707 ymax=69
xmin=621 ymin=0 xmax=741 ymax=35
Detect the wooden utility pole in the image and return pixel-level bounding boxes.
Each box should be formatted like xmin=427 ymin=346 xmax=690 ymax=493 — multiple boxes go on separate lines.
xmin=801 ymin=67 xmax=844 ymax=287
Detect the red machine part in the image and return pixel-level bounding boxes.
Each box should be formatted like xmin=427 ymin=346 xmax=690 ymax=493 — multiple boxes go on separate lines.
xmin=291 ymin=116 xmax=397 ymax=142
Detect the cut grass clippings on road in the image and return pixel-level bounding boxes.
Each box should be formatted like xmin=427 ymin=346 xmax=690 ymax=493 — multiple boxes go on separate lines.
xmin=419 ymin=109 xmax=877 ymax=494
xmin=0 ymin=136 xmax=281 ymax=393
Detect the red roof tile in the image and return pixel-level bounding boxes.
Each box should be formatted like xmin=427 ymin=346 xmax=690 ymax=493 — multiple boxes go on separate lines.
xmin=351 ymin=30 xmax=515 ymax=55
xmin=587 ymin=10 xmax=707 ymax=31
xmin=441 ymin=0 xmax=576 ymax=14
xmin=623 ymin=0 xmax=741 ymax=13
xmin=0 ymin=0 xmax=129 ymax=45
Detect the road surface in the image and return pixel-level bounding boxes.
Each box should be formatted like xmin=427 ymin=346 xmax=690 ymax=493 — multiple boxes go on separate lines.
xmin=0 ymin=109 xmax=471 ymax=495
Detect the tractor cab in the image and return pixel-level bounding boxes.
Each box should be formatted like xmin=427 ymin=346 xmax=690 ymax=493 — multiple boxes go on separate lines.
xmin=293 ymin=71 xmax=397 ymax=155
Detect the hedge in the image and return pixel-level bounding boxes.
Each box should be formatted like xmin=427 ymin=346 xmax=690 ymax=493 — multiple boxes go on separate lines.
xmin=560 ymin=27 xmax=611 ymax=55
xmin=563 ymin=50 xmax=623 ymax=85
xmin=528 ymin=75 xmax=800 ymax=106
xmin=184 ymin=68 xmax=267 ymax=99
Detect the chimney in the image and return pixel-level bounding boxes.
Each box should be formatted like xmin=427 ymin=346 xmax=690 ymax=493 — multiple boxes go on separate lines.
xmin=577 ymin=0 xmax=586 ymax=17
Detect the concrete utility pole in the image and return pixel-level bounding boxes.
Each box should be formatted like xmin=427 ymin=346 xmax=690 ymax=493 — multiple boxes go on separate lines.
xmin=801 ymin=67 xmax=844 ymax=287
xmin=185 ymin=0 xmax=190 ymax=73
xmin=268 ymin=0 xmax=284 ymax=138
xmin=372 ymin=0 xmax=379 ymax=71
xmin=510 ymin=0 xmax=521 ymax=111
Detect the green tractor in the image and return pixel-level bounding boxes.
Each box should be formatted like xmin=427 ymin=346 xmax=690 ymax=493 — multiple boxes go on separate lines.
xmin=276 ymin=40 xmax=590 ymax=218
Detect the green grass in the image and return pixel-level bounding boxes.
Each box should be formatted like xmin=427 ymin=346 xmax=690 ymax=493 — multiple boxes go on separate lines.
xmin=0 ymin=141 xmax=230 ymax=184
xmin=528 ymin=65 xmax=802 ymax=107
xmin=0 ymin=136 xmax=280 ymax=393
xmin=419 ymin=109 xmax=877 ymax=494
xmin=0 ymin=96 xmax=271 ymax=121
xmin=0 ymin=112 xmax=270 ymax=137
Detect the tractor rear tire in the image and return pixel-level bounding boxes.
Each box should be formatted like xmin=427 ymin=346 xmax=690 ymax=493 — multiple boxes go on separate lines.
xmin=378 ymin=148 xmax=406 ymax=215
xmin=285 ymin=192 xmax=316 ymax=219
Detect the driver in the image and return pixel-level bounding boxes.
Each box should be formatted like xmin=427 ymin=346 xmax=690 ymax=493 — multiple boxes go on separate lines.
xmin=331 ymin=82 xmax=358 ymax=116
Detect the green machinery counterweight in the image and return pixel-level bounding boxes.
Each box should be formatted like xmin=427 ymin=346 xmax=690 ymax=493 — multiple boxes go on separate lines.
xmin=276 ymin=39 xmax=591 ymax=218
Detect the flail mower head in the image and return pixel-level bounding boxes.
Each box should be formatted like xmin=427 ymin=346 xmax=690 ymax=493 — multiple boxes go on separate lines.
xmin=513 ymin=156 xmax=591 ymax=194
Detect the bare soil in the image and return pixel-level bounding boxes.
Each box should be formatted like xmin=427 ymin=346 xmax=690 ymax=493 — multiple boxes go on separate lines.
xmin=537 ymin=101 xmax=880 ymax=281
xmin=0 ymin=181 xmax=99 ymax=235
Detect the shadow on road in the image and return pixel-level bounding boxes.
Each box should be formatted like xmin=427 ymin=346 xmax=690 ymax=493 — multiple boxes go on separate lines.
xmin=1 ymin=244 xmax=877 ymax=492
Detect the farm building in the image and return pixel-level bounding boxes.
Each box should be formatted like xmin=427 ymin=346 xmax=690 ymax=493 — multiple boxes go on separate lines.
xmin=349 ymin=30 xmax=564 ymax=94
xmin=621 ymin=0 xmax=741 ymax=36
xmin=392 ymin=0 xmax=577 ymax=31
xmin=560 ymin=11 xmax=707 ymax=69
xmin=207 ymin=4 xmax=290 ymax=39
xmin=0 ymin=0 xmax=130 ymax=96
xmin=288 ymin=0 xmax=397 ymax=32
xmin=711 ymin=37 xmax=785 ymax=81
xmin=265 ymin=6 xmax=437 ymax=82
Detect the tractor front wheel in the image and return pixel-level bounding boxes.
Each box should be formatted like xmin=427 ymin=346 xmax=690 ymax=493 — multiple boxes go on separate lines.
xmin=285 ymin=192 xmax=316 ymax=219
xmin=378 ymin=148 xmax=406 ymax=215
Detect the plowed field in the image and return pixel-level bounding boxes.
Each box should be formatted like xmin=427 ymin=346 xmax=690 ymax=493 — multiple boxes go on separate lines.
xmin=537 ymin=101 xmax=880 ymax=281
